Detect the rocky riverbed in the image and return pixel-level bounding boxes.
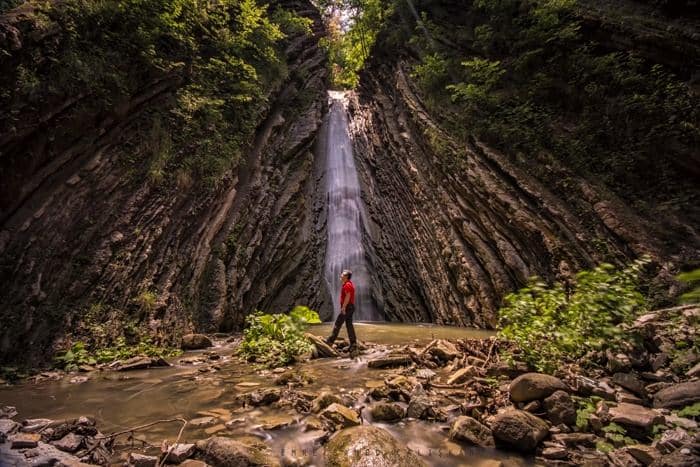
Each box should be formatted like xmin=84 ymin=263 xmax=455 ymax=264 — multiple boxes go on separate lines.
xmin=1 ymin=311 xmax=699 ymax=466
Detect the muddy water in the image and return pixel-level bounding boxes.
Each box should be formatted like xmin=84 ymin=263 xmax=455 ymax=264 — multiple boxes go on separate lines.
xmin=0 ymin=323 xmax=526 ymax=466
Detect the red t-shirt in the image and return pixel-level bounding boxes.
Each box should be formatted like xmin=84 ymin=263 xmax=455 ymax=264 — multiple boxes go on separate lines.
xmin=340 ymin=280 xmax=355 ymax=305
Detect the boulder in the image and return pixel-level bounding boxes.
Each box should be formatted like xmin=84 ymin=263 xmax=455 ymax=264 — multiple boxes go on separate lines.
xmin=543 ymin=390 xmax=576 ymax=426
xmin=370 ymin=403 xmax=405 ymax=422
xmin=196 ymin=436 xmax=280 ymax=467
xmin=312 ymin=392 xmax=342 ymax=413
xmin=448 ymin=416 xmax=495 ymax=448
xmin=324 ymin=425 xmax=427 ymax=467
xmin=247 ymin=389 xmax=281 ymax=406
xmin=490 ymin=408 xmax=549 ymax=452
xmin=367 ymin=355 xmax=412 ymax=369
xmin=509 ymin=373 xmax=568 ymax=403
xmin=406 ymin=395 xmax=435 ymax=420
xmin=181 ymin=333 xmax=213 ymax=350
xmin=319 ymin=403 xmax=360 ymax=429
xmin=653 ymin=381 xmax=700 ymax=409
xmin=609 ymin=403 xmax=664 ymax=433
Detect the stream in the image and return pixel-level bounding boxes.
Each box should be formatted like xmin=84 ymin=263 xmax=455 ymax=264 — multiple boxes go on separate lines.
xmin=0 ymin=323 xmax=529 ymax=466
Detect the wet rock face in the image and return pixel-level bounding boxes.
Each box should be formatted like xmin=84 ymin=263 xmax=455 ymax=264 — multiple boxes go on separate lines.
xmin=324 ymin=425 xmax=427 ymax=467
xmin=0 ymin=0 xmax=331 ymax=365
xmin=349 ymin=34 xmax=698 ymax=326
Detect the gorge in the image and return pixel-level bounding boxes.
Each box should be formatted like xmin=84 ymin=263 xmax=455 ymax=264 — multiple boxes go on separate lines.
xmin=0 ymin=0 xmax=698 ymax=365
xmin=0 ymin=1 xmax=699 ymax=466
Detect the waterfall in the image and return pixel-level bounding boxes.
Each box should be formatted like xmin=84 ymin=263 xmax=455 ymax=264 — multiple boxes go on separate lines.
xmin=323 ymin=91 xmax=377 ymax=321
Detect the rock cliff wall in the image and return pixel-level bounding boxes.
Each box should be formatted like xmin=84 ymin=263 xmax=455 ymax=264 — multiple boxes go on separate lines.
xmin=0 ymin=0 xmax=333 ymax=364
xmin=348 ymin=1 xmax=700 ymax=326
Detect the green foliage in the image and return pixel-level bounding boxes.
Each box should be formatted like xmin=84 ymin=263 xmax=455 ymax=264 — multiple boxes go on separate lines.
xmin=498 ymin=257 xmax=650 ymax=373
xmin=54 ymin=338 xmax=182 ymax=371
xmin=676 ymin=402 xmax=700 ymax=418
xmin=677 ymin=269 xmax=700 ymax=303
xmin=575 ymin=397 xmax=597 ymax=430
xmin=602 ymin=423 xmax=637 ymax=446
xmin=319 ymin=0 xmax=392 ymax=88
xmin=238 ymin=306 xmax=320 ymax=368
xmin=136 ymin=290 xmax=159 ymax=311
xmin=595 ymin=440 xmax=614 ymax=453
xmin=3 ymin=0 xmax=311 ymax=187
xmin=403 ymin=0 xmax=699 ymax=220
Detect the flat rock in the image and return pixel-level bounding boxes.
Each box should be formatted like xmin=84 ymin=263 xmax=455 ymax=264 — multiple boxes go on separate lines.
xmin=0 ymin=406 xmax=18 ymax=419
xmin=10 ymin=433 xmax=40 ymax=449
xmin=446 ymin=366 xmax=477 ymax=385
xmin=550 ymin=432 xmax=597 ymax=447
xmin=612 ymin=373 xmax=647 ymax=397
xmin=0 ymin=419 xmax=18 ymax=437
xmin=491 ymin=408 xmax=549 ymax=452
xmin=542 ymin=446 xmax=568 ymax=460
xmin=258 ymin=414 xmax=295 ymax=431
xmin=653 ymin=381 xmax=700 ymax=409
xmin=320 ymin=403 xmax=360 ymax=429
xmin=370 ymin=403 xmax=405 ymax=422
xmin=189 ymin=416 xmax=218 ymax=428
xmin=196 ymin=436 xmax=280 ymax=467
xmin=609 ymin=403 xmax=664 ymax=431
xmin=163 ymin=443 xmax=195 ymax=463
xmin=181 ymin=333 xmax=213 ymax=350
xmin=50 ymin=432 xmax=83 ymax=453
xmin=448 ymin=416 xmax=495 ymax=448
xmin=128 ymin=452 xmax=159 ymax=467
xmin=625 ymin=444 xmax=661 ymax=465
xmin=428 ymin=340 xmax=461 ymax=362
xmin=510 ymin=373 xmax=568 ymax=402
xmin=117 ymin=356 xmax=155 ymax=371
xmin=324 ymin=425 xmax=427 ymax=467
xmin=367 ymin=355 xmax=412 ymax=369
xmin=312 ymin=392 xmax=342 ymax=413
xmin=305 ymin=333 xmax=338 ymax=358
xmin=608 ymin=448 xmax=643 ymax=467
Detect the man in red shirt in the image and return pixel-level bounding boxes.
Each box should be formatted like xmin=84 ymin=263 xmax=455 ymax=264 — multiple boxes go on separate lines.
xmin=325 ymin=269 xmax=357 ymax=354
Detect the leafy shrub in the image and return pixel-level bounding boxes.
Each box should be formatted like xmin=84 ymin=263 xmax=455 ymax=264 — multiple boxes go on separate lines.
xmin=238 ymin=306 xmax=321 ymax=368
xmin=54 ymin=338 xmax=181 ymax=371
xmin=498 ymin=257 xmax=650 ymax=373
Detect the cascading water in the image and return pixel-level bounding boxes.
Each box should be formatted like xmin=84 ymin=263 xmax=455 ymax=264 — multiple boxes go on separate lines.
xmin=322 ymin=91 xmax=377 ymax=321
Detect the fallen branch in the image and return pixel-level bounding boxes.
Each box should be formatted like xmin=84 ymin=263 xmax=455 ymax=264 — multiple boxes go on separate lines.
xmin=158 ymin=418 xmax=188 ymax=467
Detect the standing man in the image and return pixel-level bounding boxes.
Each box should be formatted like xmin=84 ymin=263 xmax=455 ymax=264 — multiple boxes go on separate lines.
xmin=325 ymin=269 xmax=357 ymax=354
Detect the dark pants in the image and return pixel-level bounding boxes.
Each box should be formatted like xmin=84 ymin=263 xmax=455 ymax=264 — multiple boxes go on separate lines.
xmin=327 ymin=304 xmax=356 ymax=347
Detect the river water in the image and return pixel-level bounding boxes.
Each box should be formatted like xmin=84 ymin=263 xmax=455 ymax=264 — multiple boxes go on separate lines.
xmin=322 ymin=91 xmax=377 ymax=321
xmin=0 ymin=323 xmax=526 ymax=466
